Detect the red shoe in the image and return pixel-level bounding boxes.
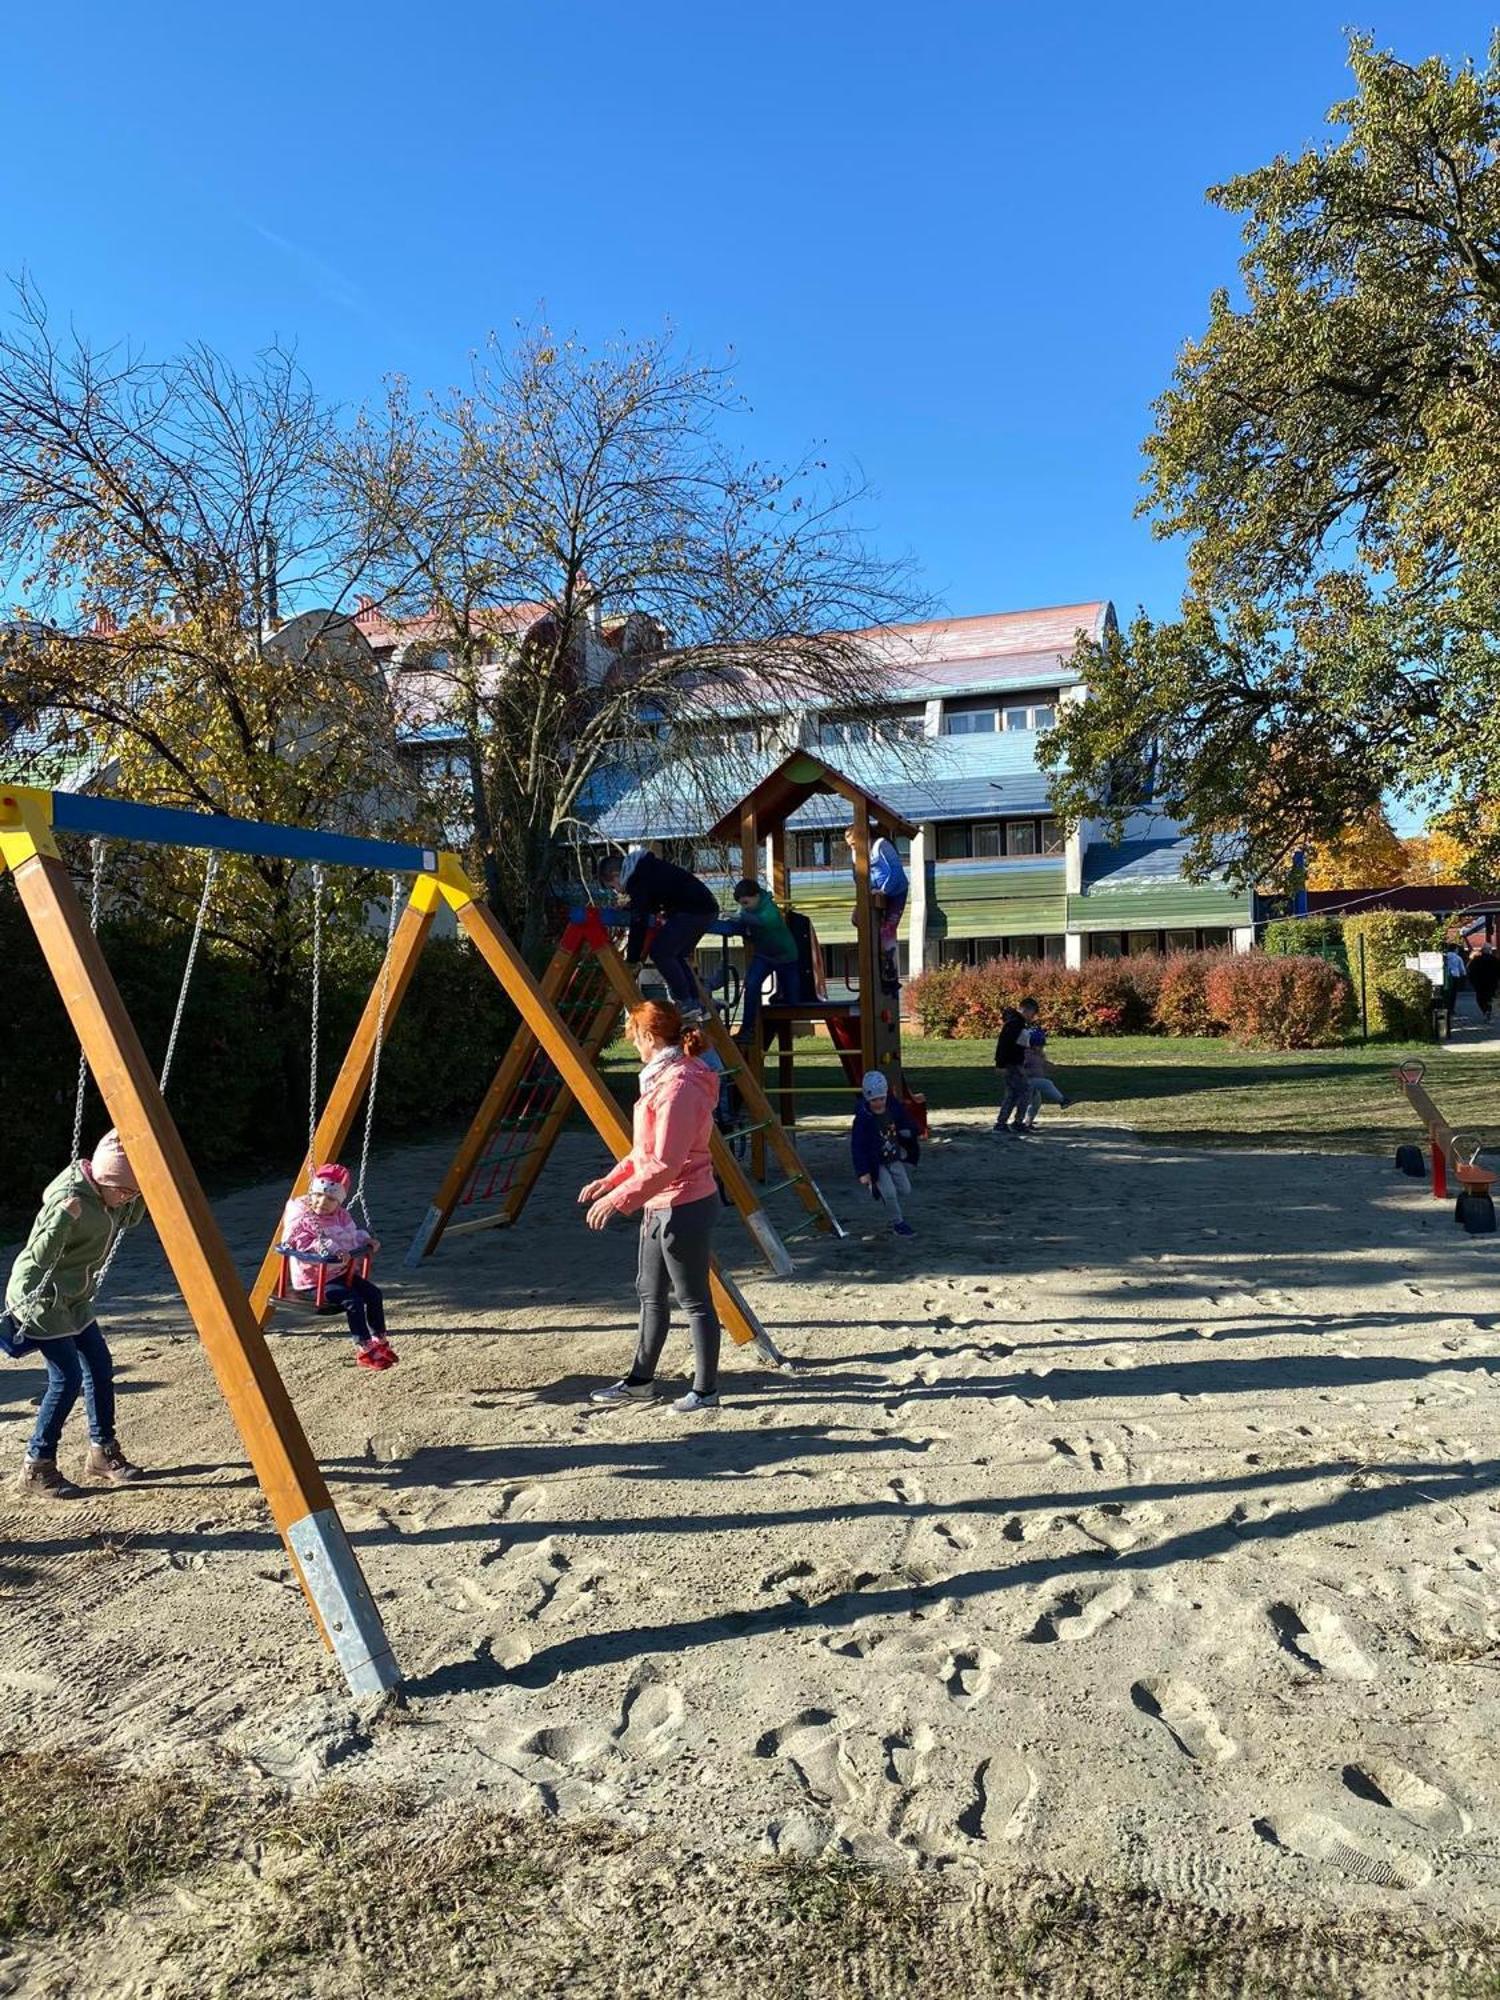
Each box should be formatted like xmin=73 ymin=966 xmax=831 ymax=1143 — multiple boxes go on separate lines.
xmin=356 ymin=1343 xmax=394 ymax=1371
xmin=369 ymin=1336 xmax=399 ymax=1367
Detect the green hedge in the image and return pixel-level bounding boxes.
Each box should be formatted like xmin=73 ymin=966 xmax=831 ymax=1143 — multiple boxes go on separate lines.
xmin=1262 ymin=916 xmax=1349 ymax=968
xmin=0 ymin=893 xmax=516 ymax=1219
xmin=1341 ymin=912 xmax=1441 ymax=1041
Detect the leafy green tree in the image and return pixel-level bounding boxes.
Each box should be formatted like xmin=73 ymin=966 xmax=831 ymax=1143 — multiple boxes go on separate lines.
xmin=1044 ymin=36 xmax=1500 ymax=887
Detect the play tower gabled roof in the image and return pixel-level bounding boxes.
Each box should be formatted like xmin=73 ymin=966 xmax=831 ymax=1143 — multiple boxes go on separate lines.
xmin=706 ymin=751 xmax=919 ymax=844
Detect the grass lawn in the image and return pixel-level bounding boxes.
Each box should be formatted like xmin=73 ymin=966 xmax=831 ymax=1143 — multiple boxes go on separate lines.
xmin=605 ymin=1033 xmax=1496 ymax=1152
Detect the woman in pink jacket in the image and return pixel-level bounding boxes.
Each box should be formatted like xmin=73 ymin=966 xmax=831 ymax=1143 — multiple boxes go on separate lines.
xmin=579 ymin=1000 xmax=723 ymax=1412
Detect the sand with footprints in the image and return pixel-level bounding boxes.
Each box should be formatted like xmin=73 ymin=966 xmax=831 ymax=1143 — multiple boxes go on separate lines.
xmin=3 ymin=1104 xmax=1500 ymax=1929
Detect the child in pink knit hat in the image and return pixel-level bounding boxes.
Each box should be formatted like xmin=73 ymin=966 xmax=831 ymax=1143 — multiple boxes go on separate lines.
xmin=278 ymin=1163 xmax=397 ymax=1370
xmin=3 ymin=1127 xmax=147 ymax=1499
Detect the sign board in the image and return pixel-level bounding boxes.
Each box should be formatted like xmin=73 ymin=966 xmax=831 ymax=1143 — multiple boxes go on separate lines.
xmin=1405 ymin=952 xmax=1446 ymax=987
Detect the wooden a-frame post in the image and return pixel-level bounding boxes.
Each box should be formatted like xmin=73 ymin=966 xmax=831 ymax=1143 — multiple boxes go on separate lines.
xmin=425 ymin=861 xmax=778 ymax=1352
xmin=0 ymin=790 xmax=398 ymax=1696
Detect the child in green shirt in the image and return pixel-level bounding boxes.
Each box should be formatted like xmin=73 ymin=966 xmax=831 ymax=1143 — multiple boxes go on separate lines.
xmin=731 ymin=877 xmax=803 ymax=1041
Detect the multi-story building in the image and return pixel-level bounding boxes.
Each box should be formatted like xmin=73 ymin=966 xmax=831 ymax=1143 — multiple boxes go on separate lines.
xmin=586 ymin=600 xmax=1253 ymax=988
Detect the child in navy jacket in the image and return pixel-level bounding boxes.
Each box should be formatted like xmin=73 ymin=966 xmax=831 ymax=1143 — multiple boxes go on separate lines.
xmin=851 ymin=1070 xmax=920 ymax=1237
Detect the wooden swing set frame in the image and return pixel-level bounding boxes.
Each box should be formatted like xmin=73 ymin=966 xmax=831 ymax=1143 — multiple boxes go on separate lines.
xmin=0 ymin=783 xmax=782 ymax=1697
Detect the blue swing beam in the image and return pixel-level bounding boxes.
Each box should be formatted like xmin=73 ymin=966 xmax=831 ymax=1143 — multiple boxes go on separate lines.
xmin=48 ymin=789 xmax=445 ymax=875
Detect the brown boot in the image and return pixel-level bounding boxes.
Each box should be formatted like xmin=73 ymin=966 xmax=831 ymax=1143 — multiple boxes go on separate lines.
xmin=84 ymin=1440 xmax=144 ymax=1485
xmin=19 ymin=1456 xmax=84 ymax=1500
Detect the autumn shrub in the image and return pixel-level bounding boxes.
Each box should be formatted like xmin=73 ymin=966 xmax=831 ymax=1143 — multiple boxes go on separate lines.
xmin=906 ymin=952 xmax=1188 ymax=1041
xmin=1203 ymin=953 xmax=1354 ymax=1048
xmin=908 ymin=962 xmax=966 ymax=1037
xmin=1155 ymin=951 xmax=1220 ymax=1036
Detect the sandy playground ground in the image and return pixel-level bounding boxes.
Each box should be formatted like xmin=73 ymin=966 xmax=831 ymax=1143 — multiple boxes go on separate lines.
xmin=3 ymin=1091 xmax=1500 ymax=1979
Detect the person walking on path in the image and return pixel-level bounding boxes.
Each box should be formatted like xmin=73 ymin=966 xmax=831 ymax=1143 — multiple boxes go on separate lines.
xmin=578 ymin=1000 xmax=724 ymax=1413
xmin=2 ymin=1130 xmax=149 ymax=1498
xmin=600 ymin=846 xmax=719 ymax=1015
xmin=1469 ymin=942 xmax=1500 ymax=1021
xmin=992 ymin=1001 xmax=1033 ymax=1134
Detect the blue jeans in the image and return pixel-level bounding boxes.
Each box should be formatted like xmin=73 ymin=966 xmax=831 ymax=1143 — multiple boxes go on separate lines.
xmin=28 ymin=1321 xmax=116 ymax=1460
xmin=318 ymin=1274 xmax=386 ymax=1348
xmin=741 ymin=954 xmax=802 ymax=1039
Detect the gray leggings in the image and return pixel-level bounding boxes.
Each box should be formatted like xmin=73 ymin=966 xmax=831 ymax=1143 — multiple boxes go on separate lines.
xmin=628 ymin=1193 xmax=721 ymax=1395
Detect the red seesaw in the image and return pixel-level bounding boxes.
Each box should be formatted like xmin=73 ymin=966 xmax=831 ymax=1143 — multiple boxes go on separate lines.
xmin=1392 ymin=1062 xmax=1496 ymax=1233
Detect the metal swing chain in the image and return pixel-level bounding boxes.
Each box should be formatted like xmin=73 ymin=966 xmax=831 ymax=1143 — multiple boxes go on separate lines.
xmin=157 ymin=852 xmax=220 ymax=1097
xmin=308 ymin=865 xmax=325 ymax=1159
xmin=14 ymin=841 xmax=106 ymax=1332
xmin=95 ymin=851 xmax=221 ymax=1294
xmin=70 ymin=839 xmax=106 ymax=1160
xmin=351 ymin=876 xmax=401 ymax=1234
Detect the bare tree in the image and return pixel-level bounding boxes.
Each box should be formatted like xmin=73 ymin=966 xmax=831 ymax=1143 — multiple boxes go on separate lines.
xmin=0 ymin=280 xmax=415 ymax=1000
xmin=342 ymin=328 xmax=923 ymax=957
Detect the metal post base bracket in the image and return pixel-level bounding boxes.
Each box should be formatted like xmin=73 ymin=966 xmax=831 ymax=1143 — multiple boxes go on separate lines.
xmin=288 ymin=1510 xmax=402 ymax=1695
xmin=745 ymin=1209 xmax=795 ymax=1279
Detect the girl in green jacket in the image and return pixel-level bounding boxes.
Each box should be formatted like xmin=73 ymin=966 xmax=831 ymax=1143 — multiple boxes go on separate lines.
xmin=3 ymin=1130 xmax=148 ymax=1499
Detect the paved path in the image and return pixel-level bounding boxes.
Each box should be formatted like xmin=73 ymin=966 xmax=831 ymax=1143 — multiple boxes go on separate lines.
xmin=1438 ymin=988 xmax=1500 ymax=1053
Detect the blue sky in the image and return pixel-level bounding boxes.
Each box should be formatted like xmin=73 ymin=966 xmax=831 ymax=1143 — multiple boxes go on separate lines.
xmin=0 ymin=0 xmax=1492 ymax=637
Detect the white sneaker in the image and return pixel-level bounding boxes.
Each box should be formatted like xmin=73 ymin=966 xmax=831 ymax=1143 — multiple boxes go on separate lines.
xmin=590 ymin=1379 xmax=656 ymax=1404
xmin=672 ymin=1389 xmax=720 ymax=1413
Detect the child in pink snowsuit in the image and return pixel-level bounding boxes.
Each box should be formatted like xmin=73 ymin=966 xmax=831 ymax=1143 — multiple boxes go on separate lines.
xmin=278 ymin=1163 xmax=397 ymax=1371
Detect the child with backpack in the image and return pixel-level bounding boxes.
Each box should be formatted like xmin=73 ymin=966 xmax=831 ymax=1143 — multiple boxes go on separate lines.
xmin=851 ymin=1070 xmax=920 ymax=1237
xmin=278 ymin=1163 xmax=398 ymax=1371
xmin=2 ymin=1129 xmax=149 ymax=1499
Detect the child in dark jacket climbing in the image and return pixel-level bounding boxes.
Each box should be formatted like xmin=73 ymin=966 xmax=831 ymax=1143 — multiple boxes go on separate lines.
xmin=850 ymin=1070 xmax=920 ymax=1237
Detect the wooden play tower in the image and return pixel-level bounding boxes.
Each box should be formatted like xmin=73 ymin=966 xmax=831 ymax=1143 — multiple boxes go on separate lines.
xmin=707 ymin=752 xmax=924 ymax=1147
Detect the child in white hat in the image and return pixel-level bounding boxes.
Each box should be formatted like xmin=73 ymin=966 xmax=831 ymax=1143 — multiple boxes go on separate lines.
xmin=850 ymin=1070 xmax=920 ymax=1237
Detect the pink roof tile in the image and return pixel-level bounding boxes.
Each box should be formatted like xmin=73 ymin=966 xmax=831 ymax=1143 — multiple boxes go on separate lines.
xmin=861 ymin=602 xmax=1112 ymax=694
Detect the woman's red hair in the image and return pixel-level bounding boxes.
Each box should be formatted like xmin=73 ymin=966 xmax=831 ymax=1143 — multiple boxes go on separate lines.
xmin=627 ymin=999 xmax=709 ymax=1059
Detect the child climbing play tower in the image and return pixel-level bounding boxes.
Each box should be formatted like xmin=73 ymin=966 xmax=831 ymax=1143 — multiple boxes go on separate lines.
xmin=705 ymin=752 xmax=925 ymax=1147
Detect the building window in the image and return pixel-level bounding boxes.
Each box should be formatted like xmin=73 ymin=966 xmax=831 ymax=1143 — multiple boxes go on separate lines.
xmin=1032 ymin=704 xmax=1057 ymax=731
xmin=793 ymin=831 xmax=838 ymax=868
xmin=1043 ymin=935 xmax=1066 ymax=961
xmin=1088 ymin=932 xmax=1125 ymax=959
xmin=942 ymin=708 xmax=997 ymax=736
xmin=932 ymin=816 xmax=1064 ymax=861
xmin=1199 ymin=927 xmax=1232 ymax=950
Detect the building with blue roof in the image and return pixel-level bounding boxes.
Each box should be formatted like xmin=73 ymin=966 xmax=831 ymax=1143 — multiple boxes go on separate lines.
xmin=581 ymin=599 xmax=1252 ymax=985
